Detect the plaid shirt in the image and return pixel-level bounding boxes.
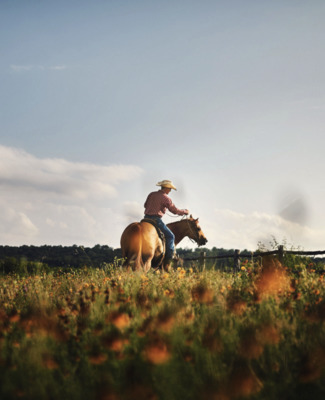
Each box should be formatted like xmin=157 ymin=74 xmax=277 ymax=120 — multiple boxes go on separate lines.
xmin=144 ymin=190 xmax=187 ymax=218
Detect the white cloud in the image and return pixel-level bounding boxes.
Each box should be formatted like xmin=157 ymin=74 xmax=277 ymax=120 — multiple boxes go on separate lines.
xmin=0 ymin=145 xmax=143 ymax=246
xmin=0 ymin=202 xmax=39 ymax=243
xmin=49 ymin=65 xmax=67 ymax=70
xmin=123 ymin=201 xmax=143 ymax=224
xmin=10 ymin=65 xmax=67 ymax=72
xmin=10 ymin=65 xmax=32 ymax=72
xmin=205 ymin=208 xmax=325 ymax=251
xmin=0 ymin=145 xmax=142 ymax=201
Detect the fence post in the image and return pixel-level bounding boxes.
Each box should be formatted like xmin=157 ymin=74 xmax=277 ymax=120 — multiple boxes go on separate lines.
xmin=234 ymin=249 xmax=241 ymax=273
xmin=199 ymin=251 xmax=206 ymax=271
xmin=278 ymin=245 xmax=284 ymax=264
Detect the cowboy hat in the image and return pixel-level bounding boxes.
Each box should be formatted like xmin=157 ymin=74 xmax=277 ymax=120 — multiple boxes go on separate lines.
xmin=156 ymin=180 xmax=177 ymax=190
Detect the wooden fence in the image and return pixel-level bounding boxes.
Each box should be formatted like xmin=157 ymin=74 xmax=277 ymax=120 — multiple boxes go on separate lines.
xmin=182 ymin=245 xmax=325 ymax=272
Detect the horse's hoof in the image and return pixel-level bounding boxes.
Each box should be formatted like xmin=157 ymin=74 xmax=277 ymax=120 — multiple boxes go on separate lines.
xmin=163 ymin=264 xmax=171 ymax=272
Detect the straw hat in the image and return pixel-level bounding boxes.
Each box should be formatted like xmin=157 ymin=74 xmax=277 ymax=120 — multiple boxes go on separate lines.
xmin=156 ymin=180 xmax=177 ymax=190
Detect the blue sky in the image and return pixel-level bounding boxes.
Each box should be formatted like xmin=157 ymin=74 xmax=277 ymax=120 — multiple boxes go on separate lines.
xmin=1 ymin=0 xmax=325 ymax=251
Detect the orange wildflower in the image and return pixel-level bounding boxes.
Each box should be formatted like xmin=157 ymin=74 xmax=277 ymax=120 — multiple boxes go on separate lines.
xmin=42 ymin=354 xmax=59 ymax=370
xmin=257 ymin=324 xmax=281 ymax=345
xmin=255 ymin=258 xmax=290 ymax=298
xmin=191 ymin=283 xmax=214 ymax=304
xmin=143 ymin=337 xmax=171 ymax=365
xmin=155 ymin=309 xmax=176 ymax=333
xmin=108 ymin=311 xmax=130 ymax=330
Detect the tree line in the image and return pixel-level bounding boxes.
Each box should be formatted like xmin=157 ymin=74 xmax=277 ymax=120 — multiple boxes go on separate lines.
xmin=0 ymin=244 xmax=244 ymax=270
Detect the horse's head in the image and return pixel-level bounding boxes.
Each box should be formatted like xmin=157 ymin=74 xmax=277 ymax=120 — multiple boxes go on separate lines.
xmin=186 ymin=215 xmax=208 ymax=246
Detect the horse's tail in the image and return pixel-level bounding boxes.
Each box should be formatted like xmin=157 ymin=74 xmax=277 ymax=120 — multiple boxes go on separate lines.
xmin=121 ymin=223 xmax=143 ymax=271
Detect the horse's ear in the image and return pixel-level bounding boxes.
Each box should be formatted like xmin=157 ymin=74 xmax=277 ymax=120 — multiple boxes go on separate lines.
xmin=195 ymin=218 xmax=199 ymax=222
xmin=190 ymin=214 xmax=193 ymax=219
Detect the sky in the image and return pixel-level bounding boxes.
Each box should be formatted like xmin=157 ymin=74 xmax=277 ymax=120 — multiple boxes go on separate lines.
xmin=1 ymin=0 xmax=325 ymax=251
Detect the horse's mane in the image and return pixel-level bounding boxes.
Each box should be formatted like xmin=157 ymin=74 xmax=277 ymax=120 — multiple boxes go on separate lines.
xmin=167 ymin=218 xmax=189 ymax=227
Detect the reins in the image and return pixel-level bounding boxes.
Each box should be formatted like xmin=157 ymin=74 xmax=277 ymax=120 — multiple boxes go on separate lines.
xmin=165 ymin=212 xmax=186 ymax=218
xmin=185 ymin=219 xmax=200 ymax=244
xmin=167 ymin=216 xmax=200 ymax=245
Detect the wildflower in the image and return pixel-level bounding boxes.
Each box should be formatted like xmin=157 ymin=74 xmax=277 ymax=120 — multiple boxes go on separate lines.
xmin=9 ymin=310 xmax=20 ymax=323
xmin=42 ymin=354 xmax=59 ymax=370
xmin=191 ymin=283 xmax=214 ymax=304
xmin=102 ymin=331 xmax=129 ymax=352
xmin=143 ymin=337 xmax=171 ymax=364
xmin=226 ymin=290 xmax=247 ymax=315
xmin=163 ymin=289 xmax=174 ymax=298
xmin=255 ymin=258 xmax=290 ymax=298
xmin=108 ymin=311 xmax=130 ymax=330
xmin=241 ymin=266 xmax=246 ymax=271
xmin=220 ymin=286 xmax=226 ymax=294
xmin=257 ymin=324 xmax=281 ymax=345
xmin=155 ymin=309 xmax=176 ymax=333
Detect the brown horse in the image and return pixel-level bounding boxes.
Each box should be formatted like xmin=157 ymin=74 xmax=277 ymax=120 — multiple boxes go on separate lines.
xmin=120 ymin=215 xmax=208 ymax=272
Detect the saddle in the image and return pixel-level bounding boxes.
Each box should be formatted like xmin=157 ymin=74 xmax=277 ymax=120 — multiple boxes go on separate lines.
xmin=141 ymin=218 xmax=165 ymax=243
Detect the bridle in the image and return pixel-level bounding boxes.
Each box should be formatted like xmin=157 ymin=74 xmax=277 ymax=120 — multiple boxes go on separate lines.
xmin=185 ymin=218 xmax=202 ymax=245
xmin=165 ymin=214 xmax=203 ymax=245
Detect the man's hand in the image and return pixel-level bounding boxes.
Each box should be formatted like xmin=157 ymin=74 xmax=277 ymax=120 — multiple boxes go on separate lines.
xmin=184 ymin=209 xmax=189 ymax=215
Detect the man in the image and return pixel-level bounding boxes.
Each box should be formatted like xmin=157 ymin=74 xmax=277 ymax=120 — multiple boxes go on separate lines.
xmin=144 ymin=180 xmax=189 ymax=266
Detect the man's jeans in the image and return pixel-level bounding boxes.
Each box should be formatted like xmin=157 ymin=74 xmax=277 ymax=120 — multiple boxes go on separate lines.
xmin=144 ymin=215 xmax=175 ymax=261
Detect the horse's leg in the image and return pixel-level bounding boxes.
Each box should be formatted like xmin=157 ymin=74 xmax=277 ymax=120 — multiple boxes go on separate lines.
xmin=122 ymin=253 xmax=142 ymax=271
xmin=151 ymin=252 xmax=164 ymax=271
xmin=143 ymin=258 xmax=153 ymax=273
xmin=141 ymin=253 xmax=154 ymax=273
xmin=162 ymin=260 xmax=171 ymax=272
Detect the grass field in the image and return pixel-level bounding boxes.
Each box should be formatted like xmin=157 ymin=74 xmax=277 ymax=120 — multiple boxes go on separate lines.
xmin=0 ymin=257 xmax=325 ymax=400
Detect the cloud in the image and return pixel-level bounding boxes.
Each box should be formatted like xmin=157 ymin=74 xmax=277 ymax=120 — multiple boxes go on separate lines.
xmin=123 ymin=201 xmax=143 ymax=224
xmin=0 ymin=145 xmax=142 ymax=201
xmin=207 ymin=208 xmax=325 ymax=251
xmin=0 ymin=145 xmax=143 ymax=246
xmin=49 ymin=65 xmax=67 ymax=70
xmin=10 ymin=65 xmax=67 ymax=72
xmin=1 ymin=204 xmax=39 ymax=242
xmin=10 ymin=65 xmax=35 ymax=72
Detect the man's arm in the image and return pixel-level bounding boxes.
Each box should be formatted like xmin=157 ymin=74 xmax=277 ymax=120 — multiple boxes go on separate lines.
xmin=166 ymin=197 xmax=189 ymax=216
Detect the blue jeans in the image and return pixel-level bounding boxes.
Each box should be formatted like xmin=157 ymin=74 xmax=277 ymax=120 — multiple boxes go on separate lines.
xmin=144 ymin=215 xmax=175 ymax=261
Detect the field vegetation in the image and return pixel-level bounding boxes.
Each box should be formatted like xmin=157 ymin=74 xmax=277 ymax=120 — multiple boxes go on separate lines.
xmin=0 ymin=255 xmax=325 ymax=399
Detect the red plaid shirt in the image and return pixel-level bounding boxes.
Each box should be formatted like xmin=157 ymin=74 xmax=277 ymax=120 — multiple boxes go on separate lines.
xmin=144 ymin=190 xmax=187 ymax=217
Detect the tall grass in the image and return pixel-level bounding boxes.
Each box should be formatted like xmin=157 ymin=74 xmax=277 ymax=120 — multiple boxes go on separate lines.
xmin=0 ymin=258 xmax=324 ymax=399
